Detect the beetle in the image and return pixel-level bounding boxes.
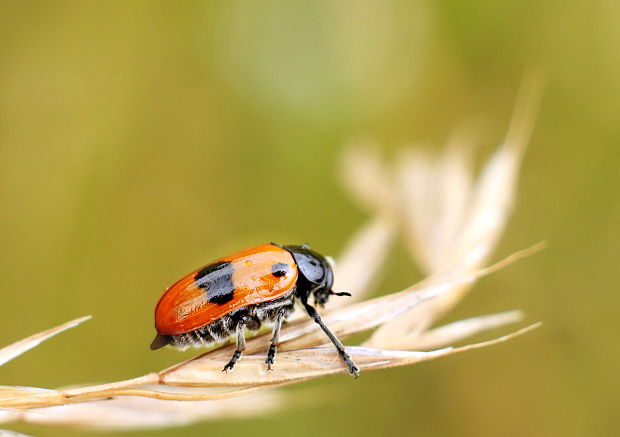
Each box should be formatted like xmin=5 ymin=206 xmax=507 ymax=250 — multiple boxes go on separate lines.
xmin=150 ymin=243 xmax=359 ymax=377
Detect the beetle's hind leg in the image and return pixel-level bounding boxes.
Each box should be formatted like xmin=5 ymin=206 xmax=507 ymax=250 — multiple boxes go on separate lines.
xmin=265 ymin=307 xmax=287 ymax=370
xmin=223 ymin=316 xmax=247 ymax=372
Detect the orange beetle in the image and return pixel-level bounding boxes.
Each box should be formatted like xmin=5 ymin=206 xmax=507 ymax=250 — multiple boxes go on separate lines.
xmin=151 ymin=243 xmax=359 ymax=377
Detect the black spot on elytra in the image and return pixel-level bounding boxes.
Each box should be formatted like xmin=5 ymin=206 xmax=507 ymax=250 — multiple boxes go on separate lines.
xmin=194 ymin=261 xmax=235 ymax=304
xmin=272 ymin=262 xmax=289 ymax=278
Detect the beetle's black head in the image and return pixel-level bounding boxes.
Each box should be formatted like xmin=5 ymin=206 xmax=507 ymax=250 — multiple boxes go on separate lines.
xmin=282 ymin=244 xmax=350 ymax=306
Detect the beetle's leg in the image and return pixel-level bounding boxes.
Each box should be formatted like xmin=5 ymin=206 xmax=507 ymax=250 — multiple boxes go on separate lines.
xmin=265 ymin=307 xmax=287 ymax=370
xmin=223 ymin=316 xmax=247 ymax=372
xmin=302 ymin=301 xmax=360 ymax=378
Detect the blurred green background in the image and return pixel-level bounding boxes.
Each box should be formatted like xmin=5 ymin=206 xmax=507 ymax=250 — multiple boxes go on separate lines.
xmin=0 ymin=1 xmax=618 ymax=436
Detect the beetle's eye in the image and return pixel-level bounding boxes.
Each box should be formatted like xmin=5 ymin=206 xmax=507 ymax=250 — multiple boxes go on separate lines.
xmin=271 ymin=263 xmax=289 ymax=278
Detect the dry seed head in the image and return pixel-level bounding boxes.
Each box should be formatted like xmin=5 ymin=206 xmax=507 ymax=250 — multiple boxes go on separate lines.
xmin=0 ymin=74 xmax=543 ymax=431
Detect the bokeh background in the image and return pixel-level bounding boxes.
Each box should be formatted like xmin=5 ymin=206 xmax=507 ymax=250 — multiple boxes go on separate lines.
xmin=1 ymin=1 xmax=618 ymax=437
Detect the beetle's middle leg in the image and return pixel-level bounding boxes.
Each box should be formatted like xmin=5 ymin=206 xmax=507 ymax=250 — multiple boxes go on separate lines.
xmin=223 ymin=315 xmax=247 ymax=372
xmin=265 ymin=307 xmax=287 ymax=370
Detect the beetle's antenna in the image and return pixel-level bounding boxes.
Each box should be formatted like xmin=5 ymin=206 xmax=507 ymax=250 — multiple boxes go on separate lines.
xmin=330 ymin=291 xmax=351 ymax=297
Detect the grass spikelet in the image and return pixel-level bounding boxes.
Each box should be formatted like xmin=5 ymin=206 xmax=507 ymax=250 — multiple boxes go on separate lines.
xmin=0 ymin=76 xmax=543 ymax=432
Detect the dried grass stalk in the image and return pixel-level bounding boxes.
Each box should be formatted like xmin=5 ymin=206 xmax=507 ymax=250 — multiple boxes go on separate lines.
xmin=0 ymin=266 xmax=539 ymax=408
xmin=0 ymin=317 xmax=91 ymax=367
xmin=0 ymin=246 xmax=542 ymax=430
